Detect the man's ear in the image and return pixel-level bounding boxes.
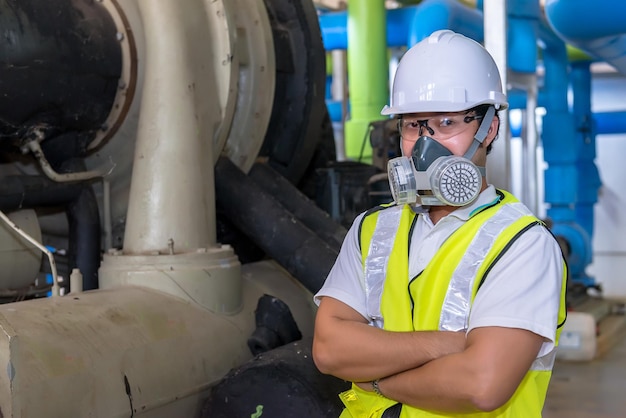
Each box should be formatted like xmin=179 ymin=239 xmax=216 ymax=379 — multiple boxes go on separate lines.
xmin=483 ymin=116 xmax=500 ymax=148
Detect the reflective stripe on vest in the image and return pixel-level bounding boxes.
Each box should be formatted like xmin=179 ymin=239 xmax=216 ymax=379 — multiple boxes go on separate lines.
xmin=363 ymin=205 xmax=404 ymax=328
xmin=439 ymin=201 xmax=533 ymax=332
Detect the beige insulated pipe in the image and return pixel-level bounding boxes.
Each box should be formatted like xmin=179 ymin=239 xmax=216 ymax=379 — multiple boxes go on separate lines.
xmin=98 ymin=0 xmax=247 ymax=313
xmin=123 ymin=0 xmax=229 ymax=254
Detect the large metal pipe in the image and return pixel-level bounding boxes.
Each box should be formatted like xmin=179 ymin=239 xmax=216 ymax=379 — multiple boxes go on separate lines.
xmin=99 ymin=0 xmax=243 ymax=315
xmin=0 ymin=174 xmax=102 ymax=291
xmin=0 ymin=0 xmax=122 ymax=139
xmin=0 ymin=175 xmax=84 ymax=211
xmin=67 ymin=187 xmax=101 ymax=291
xmin=122 ymin=0 xmax=223 ymax=254
xmin=248 ymin=162 xmax=347 ymax=252
xmin=544 ymin=0 xmax=626 ymax=76
xmin=202 ymin=338 xmax=349 ymax=418
xmin=344 ymin=0 xmax=387 ymax=162
xmin=215 ymin=157 xmax=338 ymax=294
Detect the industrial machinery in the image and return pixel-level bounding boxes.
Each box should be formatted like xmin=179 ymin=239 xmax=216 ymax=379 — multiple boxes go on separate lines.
xmin=0 ymin=0 xmax=350 ymax=416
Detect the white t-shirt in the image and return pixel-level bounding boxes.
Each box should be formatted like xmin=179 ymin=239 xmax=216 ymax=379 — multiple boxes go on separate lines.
xmin=314 ymin=186 xmax=564 ymax=357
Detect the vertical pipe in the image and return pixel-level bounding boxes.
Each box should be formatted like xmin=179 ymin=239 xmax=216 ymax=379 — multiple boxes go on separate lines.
xmin=520 ymin=74 xmax=539 ymax=215
xmin=103 ymin=180 xmax=112 ymax=251
xmin=483 ymin=0 xmax=511 ymax=191
xmin=507 ymin=0 xmax=540 ymax=213
xmin=526 ymin=78 xmax=539 ymax=215
xmin=538 ymin=24 xmax=578 ymax=224
xmin=483 ymin=0 xmax=543 ymax=204
xmin=123 ymin=0 xmax=220 ymax=254
xmin=344 ymin=0 xmax=388 ymax=162
xmin=539 ymin=23 xmax=593 ymax=286
xmin=571 ymin=61 xmax=601 ymax=240
xmin=67 ymin=187 xmax=101 ymax=291
xmin=331 ymin=49 xmax=348 ymax=160
xmin=99 ymin=0 xmax=242 ymax=312
xmin=507 ymin=0 xmax=539 ymax=74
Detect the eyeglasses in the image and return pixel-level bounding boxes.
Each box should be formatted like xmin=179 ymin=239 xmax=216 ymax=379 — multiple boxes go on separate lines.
xmin=398 ymin=113 xmax=483 ymax=142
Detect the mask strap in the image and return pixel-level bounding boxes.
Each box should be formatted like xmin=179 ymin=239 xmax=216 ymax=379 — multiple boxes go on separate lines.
xmin=463 ymin=105 xmax=496 ymax=161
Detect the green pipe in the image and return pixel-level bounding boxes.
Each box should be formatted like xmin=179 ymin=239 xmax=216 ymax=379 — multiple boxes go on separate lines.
xmin=566 ymin=45 xmax=593 ymax=62
xmin=345 ymin=0 xmax=388 ymax=162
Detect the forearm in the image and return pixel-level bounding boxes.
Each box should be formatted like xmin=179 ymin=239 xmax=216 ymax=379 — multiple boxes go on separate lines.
xmin=371 ymin=327 xmax=544 ymax=413
xmin=376 ymin=351 xmax=485 ymax=413
xmin=315 ymin=325 xmax=463 ymax=382
xmin=313 ymin=312 xmax=464 ymax=382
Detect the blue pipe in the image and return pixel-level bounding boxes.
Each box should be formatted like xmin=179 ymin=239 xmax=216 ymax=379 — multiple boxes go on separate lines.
xmin=507 ymin=89 xmax=552 ymax=110
xmin=507 ymin=0 xmax=540 ymax=73
xmin=551 ymin=222 xmax=593 ymax=286
xmin=319 ymin=0 xmax=541 ymax=73
xmin=319 ymin=7 xmax=417 ymax=50
xmin=571 ymin=61 xmax=601 ymax=244
xmin=318 ymin=0 xmax=483 ymax=50
xmin=538 ymin=22 xmax=577 ymax=206
xmin=595 ymin=111 xmax=626 ymax=134
xmin=538 ymin=21 xmax=595 ymax=285
xmin=387 ymin=7 xmax=418 ymax=47
xmin=542 ymin=0 xmax=626 ymax=284
xmin=318 ymin=11 xmax=348 ymax=50
xmin=509 ymin=110 xmax=625 ymax=137
xmin=319 ymin=0 xmax=599 ymax=286
xmin=405 ymin=0 xmax=483 ymax=46
xmin=505 ymin=97 xmax=626 ymax=134
xmin=544 ymin=0 xmax=626 ymax=76
xmin=543 ymin=0 xmax=626 ymax=40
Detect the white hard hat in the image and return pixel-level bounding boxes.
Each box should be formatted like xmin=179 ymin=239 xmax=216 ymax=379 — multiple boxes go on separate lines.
xmin=381 ymin=30 xmax=508 ymax=115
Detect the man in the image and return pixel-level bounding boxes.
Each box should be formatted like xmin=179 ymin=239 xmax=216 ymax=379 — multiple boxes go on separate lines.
xmin=312 ymin=30 xmax=567 ymax=418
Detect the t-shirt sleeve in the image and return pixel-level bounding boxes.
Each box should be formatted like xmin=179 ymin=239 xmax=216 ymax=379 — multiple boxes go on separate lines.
xmin=314 ymin=212 xmax=369 ymax=320
xmin=468 ymin=225 xmax=565 ymax=357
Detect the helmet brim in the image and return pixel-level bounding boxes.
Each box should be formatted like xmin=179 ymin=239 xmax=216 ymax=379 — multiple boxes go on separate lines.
xmin=381 ymin=99 xmax=508 ymax=116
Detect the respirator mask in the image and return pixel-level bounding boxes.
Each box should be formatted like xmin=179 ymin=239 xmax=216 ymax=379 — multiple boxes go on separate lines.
xmin=387 ymin=106 xmax=495 ymax=207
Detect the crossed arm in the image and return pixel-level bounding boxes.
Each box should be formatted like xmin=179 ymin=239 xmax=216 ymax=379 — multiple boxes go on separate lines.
xmin=312 ymin=296 xmax=544 ymax=413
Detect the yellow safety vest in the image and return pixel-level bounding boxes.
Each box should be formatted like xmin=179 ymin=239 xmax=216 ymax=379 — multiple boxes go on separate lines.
xmin=338 ymin=190 xmax=568 ymax=418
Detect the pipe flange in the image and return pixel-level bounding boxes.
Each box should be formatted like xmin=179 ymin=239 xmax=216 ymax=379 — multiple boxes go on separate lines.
xmin=222 ymin=0 xmax=276 ymax=172
xmin=87 ymin=0 xmax=139 ymax=152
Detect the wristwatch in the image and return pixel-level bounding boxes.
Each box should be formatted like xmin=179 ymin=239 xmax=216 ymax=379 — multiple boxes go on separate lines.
xmin=372 ymin=379 xmax=384 ymax=397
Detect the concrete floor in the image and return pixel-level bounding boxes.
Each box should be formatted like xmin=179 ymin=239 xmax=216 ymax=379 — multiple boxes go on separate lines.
xmin=544 ymin=318 xmax=626 ymax=417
